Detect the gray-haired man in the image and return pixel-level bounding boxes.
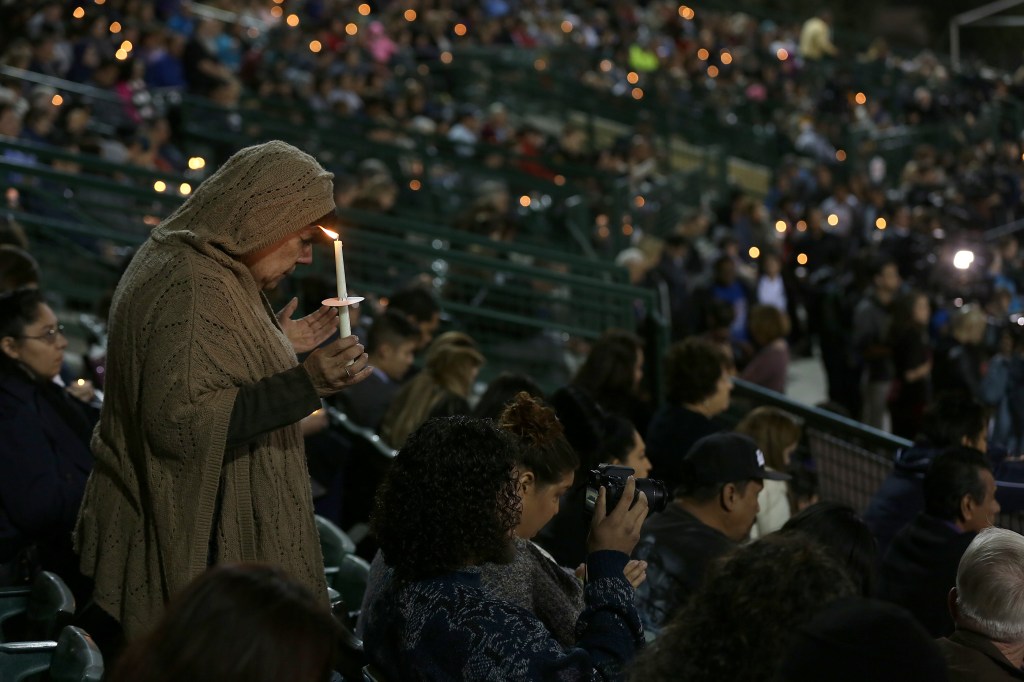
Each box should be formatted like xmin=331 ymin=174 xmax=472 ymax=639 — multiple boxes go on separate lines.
xmin=937 ymin=527 xmax=1024 ymax=680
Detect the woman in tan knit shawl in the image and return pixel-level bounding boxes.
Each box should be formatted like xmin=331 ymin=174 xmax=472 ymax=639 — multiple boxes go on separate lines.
xmin=74 ymin=141 xmax=371 ymax=636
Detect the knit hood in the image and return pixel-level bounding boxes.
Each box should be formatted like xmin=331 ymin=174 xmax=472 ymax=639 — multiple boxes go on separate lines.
xmin=153 ymin=140 xmax=335 ymax=256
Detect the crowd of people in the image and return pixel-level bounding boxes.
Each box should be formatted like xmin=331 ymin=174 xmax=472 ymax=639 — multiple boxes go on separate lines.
xmin=5 ymin=0 xmax=1024 ymax=450
xmin=4 ymin=1 xmax=1024 ymax=681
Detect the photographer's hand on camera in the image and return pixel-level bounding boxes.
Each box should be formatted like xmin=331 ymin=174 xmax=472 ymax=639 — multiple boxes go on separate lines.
xmin=587 ymin=476 xmax=649 ymax=557
xmin=302 ymin=335 xmax=372 ymax=397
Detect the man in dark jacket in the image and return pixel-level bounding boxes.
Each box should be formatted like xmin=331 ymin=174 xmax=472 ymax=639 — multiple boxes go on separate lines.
xmin=937 ymin=527 xmax=1024 ymax=681
xmin=634 ymin=433 xmax=789 ymax=634
xmin=880 ymin=446 xmax=1000 ymax=637
xmin=864 ymin=394 xmax=988 ymax=556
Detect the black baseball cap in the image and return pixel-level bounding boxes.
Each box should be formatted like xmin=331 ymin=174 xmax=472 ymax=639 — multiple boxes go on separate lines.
xmin=682 ymin=433 xmax=791 ymax=485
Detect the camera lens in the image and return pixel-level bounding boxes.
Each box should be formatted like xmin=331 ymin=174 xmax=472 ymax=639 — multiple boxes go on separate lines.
xmin=585 ymin=465 xmax=669 ymax=514
xmin=635 ymin=478 xmax=668 ymax=513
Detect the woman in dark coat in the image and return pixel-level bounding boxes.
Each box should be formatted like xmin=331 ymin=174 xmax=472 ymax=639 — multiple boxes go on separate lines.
xmin=887 ymin=291 xmax=933 ymax=440
xmin=0 ymin=288 xmax=96 ymax=598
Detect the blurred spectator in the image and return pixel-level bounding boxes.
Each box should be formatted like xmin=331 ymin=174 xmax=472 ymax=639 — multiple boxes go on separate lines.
xmin=753 ymin=250 xmax=792 ymax=317
xmin=646 ymin=338 xmax=732 ymax=493
xmin=933 ymin=306 xmax=988 ymax=401
xmin=110 ymin=564 xmax=342 ymax=682
xmin=887 ymin=291 xmax=933 ymax=440
xmin=741 ymin=304 xmax=791 ymax=394
xmin=0 ymin=246 xmax=40 ymax=291
xmin=777 ymin=597 xmax=949 ymax=682
xmin=853 ymin=258 xmax=902 ymax=430
xmin=333 ymin=310 xmax=420 ymax=432
xmin=695 ymin=255 xmax=752 ymax=345
xmin=471 ymin=371 xmax=545 ymax=421
xmin=631 ymin=533 xmax=857 ymax=681
xmin=645 ymin=233 xmax=692 ymax=340
xmin=880 ymin=446 xmax=1000 ymax=636
xmin=516 ymin=123 xmax=555 ymax=180
xmin=864 ymin=393 xmax=989 ymax=556
xmin=386 ymin=286 xmax=441 ymax=353
xmin=980 ymin=324 xmax=1024 ymax=455
xmin=570 ymin=329 xmax=650 ymax=435
xmin=780 ymin=502 xmax=879 ymax=597
xmin=799 ymin=10 xmax=838 ymax=61
xmin=379 ymin=339 xmax=484 ymax=447
xmin=183 ymin=19 xmax=236 ymax=97
xmin=447 ymin=105 xmax=480 ymax=158
xmin=735 ymin=406 xmax=802 ymax=538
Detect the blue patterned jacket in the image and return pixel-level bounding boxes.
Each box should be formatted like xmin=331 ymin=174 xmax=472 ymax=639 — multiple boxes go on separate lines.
xmin=362 ymin=550 xmax=644 ymax=681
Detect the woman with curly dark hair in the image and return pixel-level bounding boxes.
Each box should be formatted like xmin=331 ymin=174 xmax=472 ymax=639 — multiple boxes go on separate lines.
xmin=629 ymin=533 xmax=858 ymax=682
xmin=646 ymin=337 xmax=733 ymax=493
xmin=361 ymin=415 xmax=649 ymax=680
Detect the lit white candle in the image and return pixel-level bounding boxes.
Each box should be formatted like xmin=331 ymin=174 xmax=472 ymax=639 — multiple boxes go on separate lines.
xmin=319 ymin=226 xmax=351 ymax=338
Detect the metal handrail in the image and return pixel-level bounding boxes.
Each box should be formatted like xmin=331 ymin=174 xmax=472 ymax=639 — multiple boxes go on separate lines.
xmin=335 ymin=208 xmax=624 ymax=282
xmin=730 ymin=377 xmax=913 ymax=453
xmin=0 ymin=136 xmax=194 ymax=185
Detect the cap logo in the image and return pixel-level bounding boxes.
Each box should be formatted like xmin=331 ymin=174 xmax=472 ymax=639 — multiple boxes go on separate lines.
xmin=756 ymin=449 xmax=766 ymax=467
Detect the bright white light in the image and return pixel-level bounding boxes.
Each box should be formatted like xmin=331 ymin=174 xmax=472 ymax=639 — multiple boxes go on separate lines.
xmin=953 ymin=250 xmax=975 ymax=270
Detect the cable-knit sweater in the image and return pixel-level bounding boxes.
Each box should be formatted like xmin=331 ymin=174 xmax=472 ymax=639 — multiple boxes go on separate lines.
xmin=362 ymin=550 xmax=644 ymax=681
xmin=479 ymin=537 xmax=585 ymax=647
xmin=74 ymin=141 xmax=336 ymax=636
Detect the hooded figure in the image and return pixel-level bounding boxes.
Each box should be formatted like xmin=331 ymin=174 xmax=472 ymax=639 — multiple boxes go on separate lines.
xmin=75 ymin=141 xmax=366 ymax=636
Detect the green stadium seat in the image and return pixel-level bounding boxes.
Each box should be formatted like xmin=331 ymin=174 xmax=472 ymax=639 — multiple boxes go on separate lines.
xmin=316 ymin=515 xmax=357 ymax=586
xmin=363 ymin=664 xmax=388 ymax=682
xmin=0 ymin=625 xmax=103 ymax=682
xmin=334 ymin=554 xmax=372 ymax=612
xmin=0 ymin=572 xmax=75 ymax=643
xmin=48 ymin=626 xmax=103 ymax=682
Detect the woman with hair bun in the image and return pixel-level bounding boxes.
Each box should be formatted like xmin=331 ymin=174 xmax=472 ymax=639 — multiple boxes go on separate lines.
xmin=482 ymin=393 xmax=648 ymax=646
xmin=480 ymin=392 xmax=586 ymax=645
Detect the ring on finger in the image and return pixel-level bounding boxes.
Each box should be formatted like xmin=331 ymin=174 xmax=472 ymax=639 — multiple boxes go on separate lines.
xmin=345 ymin=367 xmax=352 ymax=379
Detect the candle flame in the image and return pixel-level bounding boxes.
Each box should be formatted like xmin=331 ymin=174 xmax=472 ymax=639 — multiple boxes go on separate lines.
xmin=319 ymin=226 xmax=339 ymax=240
